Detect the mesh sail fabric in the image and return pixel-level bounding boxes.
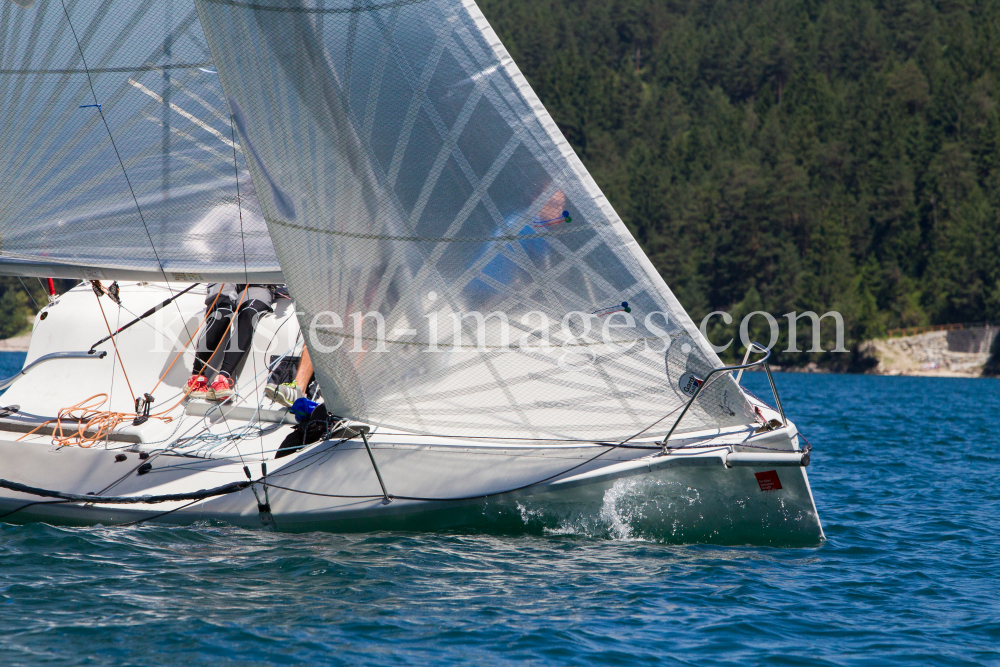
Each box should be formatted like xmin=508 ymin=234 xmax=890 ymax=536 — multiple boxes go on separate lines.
xmin=196 ymin=0 xmax=753 ymax=440
xmin=0 ymin=0 xmax=278 ymax=281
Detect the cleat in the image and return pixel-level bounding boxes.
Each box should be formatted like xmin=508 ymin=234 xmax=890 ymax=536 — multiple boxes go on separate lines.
xmin=210 ymin=374 xmax=235 ymax=401
xmin=185 ymin=375 xmax=209 ymax=400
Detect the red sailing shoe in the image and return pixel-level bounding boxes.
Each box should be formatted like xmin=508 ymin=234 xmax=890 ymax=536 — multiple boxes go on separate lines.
xmin=185 ymin=375 xmax=209 ymax=400
xmin=210 ymin=374 xmax=236 ymax=401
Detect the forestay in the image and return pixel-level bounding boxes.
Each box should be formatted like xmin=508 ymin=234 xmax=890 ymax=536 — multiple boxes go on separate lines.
xmin=196 ymin=0 xmax=753 ymax=439
xmin=0 ymin=0 xmax=279 ymax=282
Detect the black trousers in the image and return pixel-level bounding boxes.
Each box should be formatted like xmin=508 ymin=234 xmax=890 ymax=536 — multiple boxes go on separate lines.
xmin=193 ymin=298 xmax=271 ymax=378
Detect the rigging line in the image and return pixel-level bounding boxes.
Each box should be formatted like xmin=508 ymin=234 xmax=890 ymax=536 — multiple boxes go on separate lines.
xmin=0 ymin=499 xmax=76 ymax=521
xmin=264 ymin=439 xmax=620 ymax=503
xmin=14 ymin=393 xmax=175 ymax=448
xmin=17 ymin=277 xmax=40 ymax=309
xmin=89 ymin=283 xmax=200 ymax=352
xmin=263 ymin=425 xmax=632 ymax=502
xmin=211 ymin=286 xmax=252 ymax=470
xmin=617 ymin=370 xmax=734 ymax=446
xmin=364 ymin=432 xmax=663 ymax=445
xmin=59 ymin=0 xmax=193 ymax=344
xmin=105 ymin=300 xmax=124 ymax=449
xmin=230 ymin=110 xmax=265 ymax=465
xmin=117 ymin=497 xmax=204 ymax=527
xmin=94 ymin=290 xmax=136 ymax=404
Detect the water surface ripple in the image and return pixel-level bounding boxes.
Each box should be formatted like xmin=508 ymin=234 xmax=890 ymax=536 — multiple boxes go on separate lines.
xmin=1 ymin=353 xmax=998 ymax=665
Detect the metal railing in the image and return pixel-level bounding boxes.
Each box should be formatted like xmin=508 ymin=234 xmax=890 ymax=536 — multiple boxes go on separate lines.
xmin=661 ymin=342 xmax=785 ymax=451
xmin=0 ymin=350 xmax=107 ymax=392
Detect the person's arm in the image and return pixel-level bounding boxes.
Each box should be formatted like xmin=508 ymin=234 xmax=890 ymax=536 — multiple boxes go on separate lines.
xmin=294 ymin=345 xmax=313 ymax=388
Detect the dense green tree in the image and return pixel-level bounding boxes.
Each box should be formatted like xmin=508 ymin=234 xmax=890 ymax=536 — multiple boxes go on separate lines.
xmin=0 ymin=278 xmax=41 ymax=338
xmin=3 ymin=0 xmax=999 ymax=369
xmin=481 ymin=0 xmax=1000 ymax=365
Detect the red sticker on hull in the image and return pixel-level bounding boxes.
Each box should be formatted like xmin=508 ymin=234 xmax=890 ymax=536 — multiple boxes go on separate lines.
xmin=755 ymin=470 xmax=782 ymax=491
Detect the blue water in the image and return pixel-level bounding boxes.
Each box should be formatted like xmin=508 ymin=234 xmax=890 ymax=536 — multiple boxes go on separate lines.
xmin=1 ymin=352 xmax=998 ymax=665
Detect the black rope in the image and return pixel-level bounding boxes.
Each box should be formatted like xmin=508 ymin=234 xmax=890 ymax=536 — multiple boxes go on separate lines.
xmin=266 ymin=438 xmax=622 ymax=503
xmin=0 ymin=499 xmax=75 ymax=520
xmin=89 ymin=283 xmax=199 ymax=352
xmin=0 ymin=477 xmax=251 ymax=505
xmin=117 ymin=498 xmax=205 ymax=527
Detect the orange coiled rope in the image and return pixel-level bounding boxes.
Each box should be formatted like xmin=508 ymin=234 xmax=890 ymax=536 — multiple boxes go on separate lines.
xmin=21 ymin=286 xmax=250 ymax=448
xmin=16 ymin=394 xmax=174 ymax=448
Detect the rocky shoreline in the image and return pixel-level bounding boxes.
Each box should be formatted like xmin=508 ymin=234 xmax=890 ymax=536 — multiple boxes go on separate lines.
xmin=0 ymin=333 xmax=30 ymax=352
xmin=857 ymin=326 xmax=998 ymax=377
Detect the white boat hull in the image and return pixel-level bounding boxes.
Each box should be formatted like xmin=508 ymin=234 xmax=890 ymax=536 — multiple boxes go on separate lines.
xmin=0 ymin=282 xmax=823 ymax=542
xmin=0 ymin=434 xmax=822 ymax=542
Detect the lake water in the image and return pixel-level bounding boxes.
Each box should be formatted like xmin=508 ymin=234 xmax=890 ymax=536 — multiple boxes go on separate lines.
xmin=1 ymin=351 xmax=998 ymax=665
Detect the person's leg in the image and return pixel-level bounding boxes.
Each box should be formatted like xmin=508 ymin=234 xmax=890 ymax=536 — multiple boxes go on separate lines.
xmin=187 ymin=298 xmax=235 ymax=397
xmin=193 ymin=299 xmax=235 ymax=376
xmin=211 ymin=299 xmax=270 ymax=399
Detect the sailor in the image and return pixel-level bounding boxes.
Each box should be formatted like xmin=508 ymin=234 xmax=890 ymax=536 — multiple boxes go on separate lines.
xmin=185 ymin=284 xmax=279 ymax=400
xmin=264 ymin=345 xmax=314 ymax=407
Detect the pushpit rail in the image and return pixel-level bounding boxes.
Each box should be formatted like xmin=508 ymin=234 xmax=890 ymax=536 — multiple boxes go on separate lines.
xmin=660 ymin=342 xmax=785 ymax=452
xmin=0 ymin=350 xmax=107 ymax=392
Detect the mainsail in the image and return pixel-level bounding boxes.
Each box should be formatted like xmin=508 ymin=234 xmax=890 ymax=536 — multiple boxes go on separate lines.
xmin=197 ymin=0 xmax=751 ymax=439
xmin=0 ymin=0 xmax=279 ymax=281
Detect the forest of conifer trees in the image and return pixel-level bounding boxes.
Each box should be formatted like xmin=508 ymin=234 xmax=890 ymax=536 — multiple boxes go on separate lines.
xmin=1 ymin=0 xmax=997 ymax=369
xmin=481 ymin=0 xmax=1000 ymax=365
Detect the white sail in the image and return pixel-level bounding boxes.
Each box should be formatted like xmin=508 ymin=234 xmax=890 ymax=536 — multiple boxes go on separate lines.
xmin=195 ymin=0 xmax=753 ymax=439
xmin=0 ymin=0 xmax=280 ymax=282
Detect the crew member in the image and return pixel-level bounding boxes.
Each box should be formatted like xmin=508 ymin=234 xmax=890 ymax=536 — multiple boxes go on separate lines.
xmin=186 ymin=284 xmax=277 ymax=400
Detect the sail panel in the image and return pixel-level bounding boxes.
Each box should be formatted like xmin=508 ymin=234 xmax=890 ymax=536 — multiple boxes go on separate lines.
xmin=0 ymin=0 xmax=279 ymax=281
xmin=196 ymin=0 xmax=753 ymax=439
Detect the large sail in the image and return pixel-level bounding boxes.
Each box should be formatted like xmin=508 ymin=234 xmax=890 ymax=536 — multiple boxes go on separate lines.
xmin=196 ymin=0 xmax=754 ymax=439
xmin=0 ymin=0 xmax=279 ymax=282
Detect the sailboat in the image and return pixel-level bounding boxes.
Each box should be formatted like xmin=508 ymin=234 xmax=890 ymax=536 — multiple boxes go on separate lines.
xmin=0 ymin=0 xmax=822 ymax=540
